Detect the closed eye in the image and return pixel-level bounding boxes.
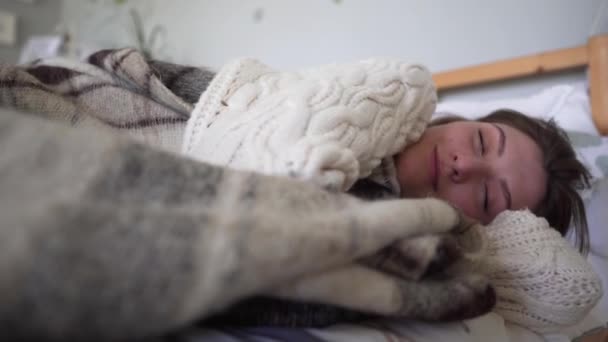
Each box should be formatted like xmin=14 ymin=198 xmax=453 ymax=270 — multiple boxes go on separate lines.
xmin=483 ymin=183 xmax=489 ymax=213
xmin=478 ymin=129 xmax=485 ymax=155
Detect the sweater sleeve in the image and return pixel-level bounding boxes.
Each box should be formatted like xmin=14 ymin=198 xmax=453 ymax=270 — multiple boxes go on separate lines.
xmin=477 ymin=210 xmax=603 ymax=334
xmin=182 ymin=58 xmax=436 ymax=191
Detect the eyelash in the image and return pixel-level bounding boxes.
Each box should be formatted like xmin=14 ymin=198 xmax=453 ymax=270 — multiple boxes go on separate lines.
xmin=483 ymin=184 xmax=489 ymax=212
xmin=478 ymin=129 xmax=485 ymax=155
xmin=478 ymin=129 xmax=488 ymax=212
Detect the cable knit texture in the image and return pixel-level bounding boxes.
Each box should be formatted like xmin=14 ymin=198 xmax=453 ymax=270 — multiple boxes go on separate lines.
xmin=473 ymin=210 xmax=603 ymax=333
xmin=182 ymin=58 xmax=436 ymax=191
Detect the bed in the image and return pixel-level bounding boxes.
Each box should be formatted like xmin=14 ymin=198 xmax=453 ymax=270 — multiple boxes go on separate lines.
xmin=5 ymin=29 xmax=605 ymax=341
xmin=178 ymin=34 xmax=608 ymax=342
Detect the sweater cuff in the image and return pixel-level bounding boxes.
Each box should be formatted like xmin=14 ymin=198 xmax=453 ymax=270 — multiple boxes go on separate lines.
xmin=478 ymin=210 xmax=603 ymax=333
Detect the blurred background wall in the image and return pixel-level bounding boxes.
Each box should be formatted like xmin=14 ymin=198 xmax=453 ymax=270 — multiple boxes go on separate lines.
xmin=0 ymin=0 xmax=61 ymax=63
xmin=2 ymin=0 xmax=607 ymax=101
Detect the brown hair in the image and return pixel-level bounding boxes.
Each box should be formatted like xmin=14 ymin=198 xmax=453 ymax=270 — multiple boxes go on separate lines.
xmin=432 ymin=109 xmax=591 ymax=254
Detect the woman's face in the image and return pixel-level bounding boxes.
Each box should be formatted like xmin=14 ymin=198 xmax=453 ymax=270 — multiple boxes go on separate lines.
xmin=394 ymin=120 xmax=547 ymax=224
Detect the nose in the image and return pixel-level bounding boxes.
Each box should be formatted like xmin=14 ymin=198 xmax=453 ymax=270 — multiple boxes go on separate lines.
xmin=450 ymin=153 xmax=487 ymax=183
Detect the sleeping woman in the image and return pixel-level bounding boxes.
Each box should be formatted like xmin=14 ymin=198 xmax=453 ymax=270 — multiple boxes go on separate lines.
xmin=0 ymin=48 xmax=602 ymax=340
xmin=395 ymin=109 xmax=590 ymax=251
xmin=179 ymin=54 xmax=599 ymax=331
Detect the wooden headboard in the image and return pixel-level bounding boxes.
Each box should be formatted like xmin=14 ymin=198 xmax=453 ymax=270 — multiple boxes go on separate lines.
xmin=432 ymin=34 xmax=608 ymax=135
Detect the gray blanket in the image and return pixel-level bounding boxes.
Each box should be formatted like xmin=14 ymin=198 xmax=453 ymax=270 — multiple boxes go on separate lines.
xmin=0 ymin=48 xmax=394 ymax=328
xmin=0 ymin=50 xmax=494 ymax=341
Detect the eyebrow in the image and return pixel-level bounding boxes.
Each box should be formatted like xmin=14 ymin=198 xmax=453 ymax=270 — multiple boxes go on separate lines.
xmin=493 ymin=123 xmax=506 ymax=155
xmin=500 ymin=179 xmax=512 ymax=210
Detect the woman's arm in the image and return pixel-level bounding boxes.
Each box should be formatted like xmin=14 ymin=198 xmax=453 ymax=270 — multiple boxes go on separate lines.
xmin=182 ymin=58 xmax=437 ymax=191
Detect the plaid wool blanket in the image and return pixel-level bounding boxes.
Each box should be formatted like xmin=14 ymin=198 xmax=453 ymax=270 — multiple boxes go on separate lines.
xmin=0 ymin=48 xmax=213 ymax=152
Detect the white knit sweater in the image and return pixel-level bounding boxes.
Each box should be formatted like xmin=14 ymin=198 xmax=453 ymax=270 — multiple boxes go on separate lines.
xmin=464 ymin=210 xmax=603 ymax=333
xmin=182 ymin=58 xmax=435 ymax=191
xmin=181 ymin=58 xmax=602 ymax=333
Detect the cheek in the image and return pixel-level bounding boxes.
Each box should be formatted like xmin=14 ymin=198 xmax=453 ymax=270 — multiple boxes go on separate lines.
xmin=436 ymin=186 xmax=485 ymax=223
xmin=443 ymin=135 xmax=471 ymax=155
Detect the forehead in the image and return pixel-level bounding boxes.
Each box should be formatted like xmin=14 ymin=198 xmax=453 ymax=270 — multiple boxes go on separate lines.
xmin=497 ymin=123 xmax=547 ymax=211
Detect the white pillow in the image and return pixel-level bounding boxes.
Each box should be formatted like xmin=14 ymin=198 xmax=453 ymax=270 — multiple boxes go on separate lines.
xmin=565 ymin=132 xmax=608 ymax=204
xmin=586 ymin=179 xmax=608 ymax=257
xmin=435 ymin=82 xmax=599 ymax=135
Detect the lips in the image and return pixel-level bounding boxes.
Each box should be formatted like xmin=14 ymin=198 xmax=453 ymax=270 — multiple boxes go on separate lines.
xmin=431 ymin=145 xmax=439 ymax=192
